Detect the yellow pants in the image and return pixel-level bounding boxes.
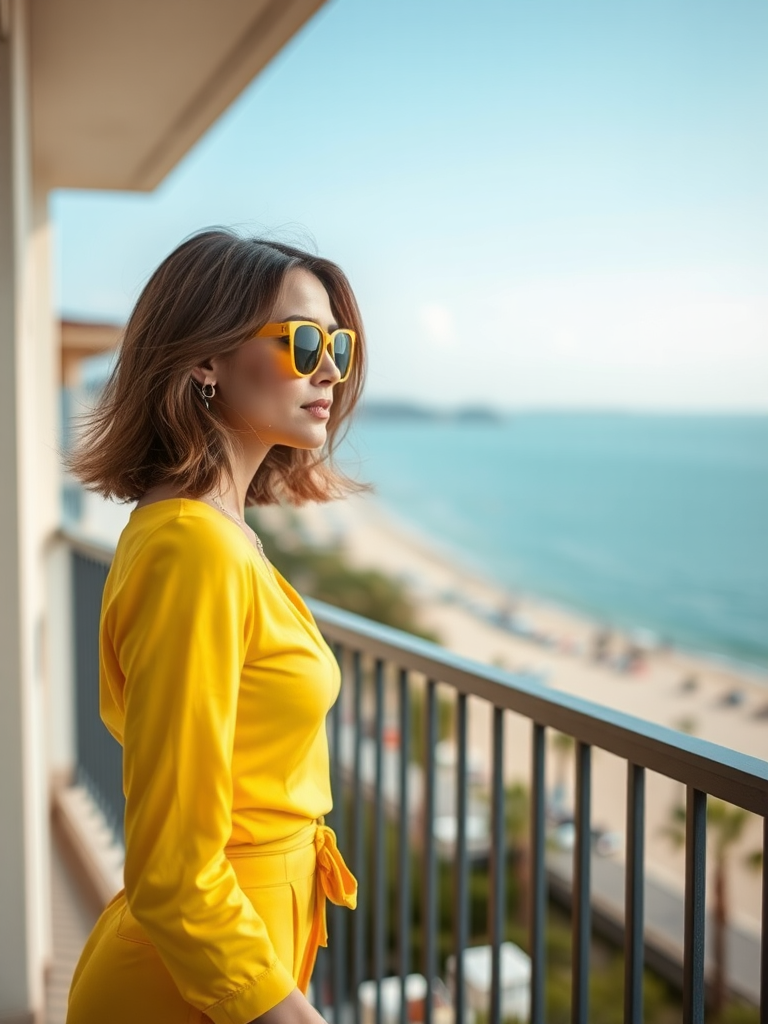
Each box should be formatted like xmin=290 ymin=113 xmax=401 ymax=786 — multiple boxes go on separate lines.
xmin=67 ymin=822 xmax=356 ymax=1024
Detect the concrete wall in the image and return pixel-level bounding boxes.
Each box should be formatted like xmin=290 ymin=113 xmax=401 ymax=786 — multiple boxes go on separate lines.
xmin=0 ymin=1 xmax=60 ymax=1019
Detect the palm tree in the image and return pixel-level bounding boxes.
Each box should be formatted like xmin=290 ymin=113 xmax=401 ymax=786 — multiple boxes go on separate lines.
xmin=661 ymin=798 xmax=760 ymax=1016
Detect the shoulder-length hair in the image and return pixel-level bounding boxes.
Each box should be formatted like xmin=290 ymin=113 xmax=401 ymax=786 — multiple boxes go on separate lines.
xmin=67 ymin=228 xmax=367 ymax=505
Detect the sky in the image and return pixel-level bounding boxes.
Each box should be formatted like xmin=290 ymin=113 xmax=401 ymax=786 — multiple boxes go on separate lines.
xmin=52 ymin=0 xmax=768 ymax=412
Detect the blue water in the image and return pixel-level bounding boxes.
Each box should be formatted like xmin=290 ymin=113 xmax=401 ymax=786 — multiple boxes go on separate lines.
xmin=338 ymin=414 xmax=768 ymax=674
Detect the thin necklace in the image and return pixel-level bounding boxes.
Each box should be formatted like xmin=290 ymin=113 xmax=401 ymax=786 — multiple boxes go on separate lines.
xmin=210 ymin=494 xmax=273 ymax=575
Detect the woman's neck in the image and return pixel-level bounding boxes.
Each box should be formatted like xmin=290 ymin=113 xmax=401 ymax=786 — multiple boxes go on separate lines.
xmin=134 ymin=447 xmax=268 ymax=515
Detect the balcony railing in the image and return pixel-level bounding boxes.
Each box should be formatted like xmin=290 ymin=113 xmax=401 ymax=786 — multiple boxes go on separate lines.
xmin=63 ymin=530 xmax=768 ymax=1024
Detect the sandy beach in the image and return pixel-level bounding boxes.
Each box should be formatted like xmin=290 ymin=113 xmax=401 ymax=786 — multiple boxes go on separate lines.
xmin=257 ymin=493 xmax=767 ymax=934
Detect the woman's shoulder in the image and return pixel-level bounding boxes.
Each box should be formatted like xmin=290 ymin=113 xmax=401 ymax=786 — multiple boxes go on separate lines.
xmin=111 ymin=498 xmax=257 ymax=584
xmin=103 ymin=500 xmax=262 ymax=643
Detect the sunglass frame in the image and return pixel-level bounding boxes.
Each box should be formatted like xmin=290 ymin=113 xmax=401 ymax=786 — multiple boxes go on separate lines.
xmin=256 ymin=320 xmax=356 ymax=382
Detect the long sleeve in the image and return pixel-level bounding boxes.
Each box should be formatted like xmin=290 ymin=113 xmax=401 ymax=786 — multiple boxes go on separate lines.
xmin=106 ymin=514 xmax=297 ymax=1023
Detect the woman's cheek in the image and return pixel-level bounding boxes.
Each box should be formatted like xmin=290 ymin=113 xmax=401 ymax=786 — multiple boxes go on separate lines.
xmin=272 ymin=347 xmax=295 ymax=379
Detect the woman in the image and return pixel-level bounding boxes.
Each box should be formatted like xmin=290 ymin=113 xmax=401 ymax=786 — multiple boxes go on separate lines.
xmin=66 ymin=229 xmax=362 ymax=1024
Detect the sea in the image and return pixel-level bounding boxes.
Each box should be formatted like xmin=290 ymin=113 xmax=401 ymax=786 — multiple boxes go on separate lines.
xmin=338 ymin=412 xmax=768 ymax=677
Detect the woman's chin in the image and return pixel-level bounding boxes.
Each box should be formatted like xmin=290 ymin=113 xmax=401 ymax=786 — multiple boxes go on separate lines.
xmin=282 ymin=424 xmax=329 ymax=451
xmin=236 ymin=419 xmax=328 ymax=450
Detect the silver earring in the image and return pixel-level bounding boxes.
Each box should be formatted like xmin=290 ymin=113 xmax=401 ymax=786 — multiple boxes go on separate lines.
xmin=193 ymin=380 xmax=216 ymax=410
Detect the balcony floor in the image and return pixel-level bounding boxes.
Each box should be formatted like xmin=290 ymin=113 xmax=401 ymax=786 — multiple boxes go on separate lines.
xmin=45 ymin=825 xmax=99 ymax=1024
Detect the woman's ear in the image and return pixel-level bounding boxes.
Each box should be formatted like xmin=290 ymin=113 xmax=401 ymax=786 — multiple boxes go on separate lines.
xmin=190 ymin=359 xmax=216 ymax=387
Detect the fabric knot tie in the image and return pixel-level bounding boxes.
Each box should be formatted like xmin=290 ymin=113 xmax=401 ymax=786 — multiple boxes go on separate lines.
xmin=306 ymin=824 xmax=357 ymax=959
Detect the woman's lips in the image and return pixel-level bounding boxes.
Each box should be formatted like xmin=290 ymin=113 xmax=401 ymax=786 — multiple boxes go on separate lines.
xmin=301 ymin=401 xmax=331 ymax=419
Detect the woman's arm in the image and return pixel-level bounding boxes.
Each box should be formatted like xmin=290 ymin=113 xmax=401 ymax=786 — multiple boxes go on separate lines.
xmin=250 ymin=988 xmax=329 ymax=1024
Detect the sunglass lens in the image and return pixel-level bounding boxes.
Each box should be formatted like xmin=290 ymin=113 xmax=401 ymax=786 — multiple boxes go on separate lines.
xmin=293 ymin=325 xmax=323 ymax=374
xmin=333 ymin=332 xmax=352 ymax=377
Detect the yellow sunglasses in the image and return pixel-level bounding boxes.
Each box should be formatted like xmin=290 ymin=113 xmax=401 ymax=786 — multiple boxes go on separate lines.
xmin=256 ymin=321 xmax=356 ymax=382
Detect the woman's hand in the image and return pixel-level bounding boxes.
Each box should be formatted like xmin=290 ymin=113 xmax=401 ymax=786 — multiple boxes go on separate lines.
xmin=248 ymin=986 xmax=329 ymax=1024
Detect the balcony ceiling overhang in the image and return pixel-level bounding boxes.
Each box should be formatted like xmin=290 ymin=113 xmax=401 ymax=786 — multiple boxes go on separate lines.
xmin=31 ymin=0 xmax=325 ymax=191
xmin=60 ymin=319 xmax=122 ymax=385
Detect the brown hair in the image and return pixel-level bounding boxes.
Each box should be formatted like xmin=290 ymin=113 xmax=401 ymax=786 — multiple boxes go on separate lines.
xmin=67 ymin=229 xmax=367 ymax=505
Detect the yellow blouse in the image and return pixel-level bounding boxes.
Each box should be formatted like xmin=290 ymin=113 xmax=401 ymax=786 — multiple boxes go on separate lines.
xmin=99 ymin=498 xmax=348 ymax=1022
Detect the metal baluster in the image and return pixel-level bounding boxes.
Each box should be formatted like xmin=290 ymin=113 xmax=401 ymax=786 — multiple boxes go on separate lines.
xmin=352 ymin=651 xmax=365 ymax=1024
xmin=454 ymin=692 xmax=469 ymax=1024
xmin=373 ymin=659 xmax=386 ymax=1024
xmin=73 ymin=553 xmax=124 ymax=840
xmin=73 ymin=553 xmax=92 ymax=794
xmin=683 ymin=787 xmax=707 ymax=1024
xmin=398 ymin=669 xmax=411 ymax=1024
xmin=329 ymin=642 xmax=345 ymax=1023
xmin=624 ymin=763 xmax=645 ymax=1024
xmin=314 ymin=947 xmax=328 ymax=1017
xmin=529 ymin=723 xmax=546 ymax=1024
xmin=489 ymin=707 xmax=505 ymax=1024
xmin=423 ymin=680 xmax=438 ymax=1024
xmin=572 ymin=741 xmax=591 ymax=1024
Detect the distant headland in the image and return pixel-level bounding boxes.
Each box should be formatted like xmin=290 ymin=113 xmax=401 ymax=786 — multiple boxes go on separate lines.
xmin=358 ymin=400 xmax=506 ymax=424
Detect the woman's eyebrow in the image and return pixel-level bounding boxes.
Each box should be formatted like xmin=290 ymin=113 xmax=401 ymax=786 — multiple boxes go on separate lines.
xmin=283 ymin=314 xmax=339 ymax=331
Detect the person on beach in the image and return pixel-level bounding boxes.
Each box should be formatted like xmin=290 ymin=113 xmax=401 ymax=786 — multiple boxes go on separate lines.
xmin=65 ymin=229 xmax=362 ymax=1024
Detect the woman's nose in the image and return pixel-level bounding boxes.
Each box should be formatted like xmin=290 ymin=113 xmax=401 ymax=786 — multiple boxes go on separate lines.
xmin=315 ymin=343 xmax=341 ymax=385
